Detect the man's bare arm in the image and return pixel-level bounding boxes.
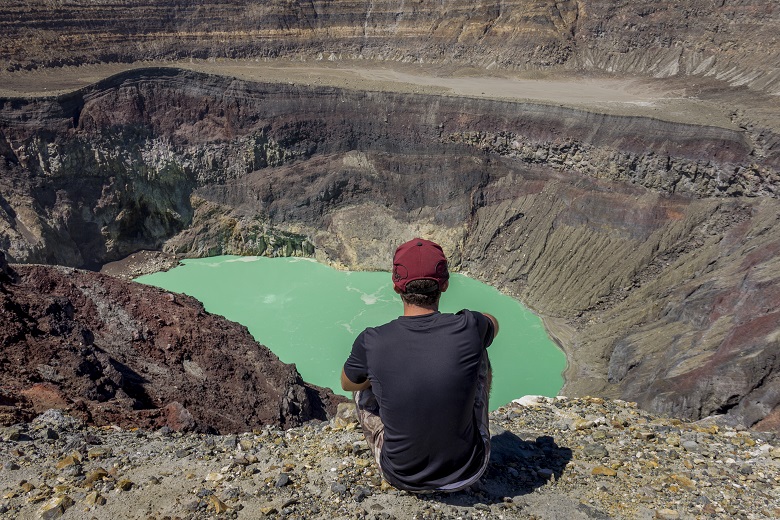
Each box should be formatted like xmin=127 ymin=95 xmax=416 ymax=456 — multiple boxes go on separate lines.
xmin=483 ymin=312 xmax=499 ymax=338
xmin=341 ymin=368 xmax=371 ymax=391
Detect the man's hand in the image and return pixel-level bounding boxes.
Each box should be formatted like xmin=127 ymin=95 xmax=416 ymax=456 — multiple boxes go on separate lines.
xmin=483 ymin=313 xmax=499 ymax=338
xmin=341 ymin=369 xmax=371 ymax=391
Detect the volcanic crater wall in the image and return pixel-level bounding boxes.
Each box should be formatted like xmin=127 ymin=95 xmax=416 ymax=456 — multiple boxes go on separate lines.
xmin=1 ymin=68 xmax=779 ymax=429
xmin=2 ymin=1 xmax=779 ymax=94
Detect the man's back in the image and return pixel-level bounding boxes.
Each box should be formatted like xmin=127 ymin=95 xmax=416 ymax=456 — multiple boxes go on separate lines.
xmin=341 ymin=237 xmax=498 ymax=492
xmin=345 ymin=309 xmax=494 ymax=491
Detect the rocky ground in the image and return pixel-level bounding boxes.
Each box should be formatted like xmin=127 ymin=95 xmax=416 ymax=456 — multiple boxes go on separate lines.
xmin=0 ymin=255 xmax=341 ymax=433
xmin=1 ymin=396 xmax=778 ymax=520
xmin=100 ymin=251 xmax=181 ymax=281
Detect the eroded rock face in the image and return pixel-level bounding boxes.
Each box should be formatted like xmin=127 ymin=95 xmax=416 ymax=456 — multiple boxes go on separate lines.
xmin=1 ymin=69 xmax=779 ymax=429
xmin=0 ymin=263 xmax=342 ymax=432
xmin=1 ymin=1 xmax=779 ymax=94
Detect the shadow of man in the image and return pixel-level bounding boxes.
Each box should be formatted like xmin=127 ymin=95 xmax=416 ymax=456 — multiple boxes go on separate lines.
xmin=421 ymin=427 xmax=573 ymax=508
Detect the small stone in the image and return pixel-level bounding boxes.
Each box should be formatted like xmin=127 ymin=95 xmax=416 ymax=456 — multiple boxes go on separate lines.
xmin=474 ymin=503 xmax=491 ymax=511
xmin=4 ymin=461 xmax=20 ymax=471
xmin=84 ymin=491 xmax=106 ymax=506
xmin=116 ymin=479 xmax=134 ymax=491
xmin=38 ymin=495 xmax=74 ymax=519
xmin=669 ymin=474 xmax=695 ymax=490
xmin=205 ymin=472 xmax=224 ymax=482
xmin=260 ymin=506 xmax=278 ymax=515
xmin=275 ymin=473 xmax=290 ymax=488
xmin=572 ymin=419 xmax=594 ymax=430
xmin=55 ymin=455 xmax=80 ymax=469
xmin=681 ymin=440 xmax=700 ymax=452
xmin=208 ymin=495 xmax=230 ymax=513
xmin=739 ymin=464 xmax=753 ymax=475
xmin=223 ymin=487 xmax=240 ymax=500
xmin=235 ymin=455 xmax=250 ymax=466
xmin=174 ymin=449 xmax=189 ymax=459
xmin=4 ymin=426 xmax=25 ymax=442
xmin=84 ymin=468 xmax=109 ymax=486
xmin=591 ymin=466 xmax=617 ymax=477
xmin=702 ymin=503 xmax=718 ymax=514
xmin=582 ymin=443 xmax=609 ymax=459
xmin=331 ymin=481 xmax=347 ymax=495
xmin=21 ymin=482 xmax=35 ymax=493
xmin=334 ymin=402 xmax=358 ymax=425
xmin=87 ymin=447 xmax=112 ymax=459
xmin=354 ymin=486 xmax=371 ymax=502
xmin=538 ymin=468 xmax=555 ymax=480
xmin=654 ymin=508 xmax=680 ymax=519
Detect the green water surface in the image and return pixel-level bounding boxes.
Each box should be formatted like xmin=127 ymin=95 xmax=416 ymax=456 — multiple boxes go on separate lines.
xmin=136 ymin=256 xmax=565 ymax=410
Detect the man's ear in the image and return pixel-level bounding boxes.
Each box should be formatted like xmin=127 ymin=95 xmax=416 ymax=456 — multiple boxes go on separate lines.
xmin=441 ymin=280 xmax=449 ymax=292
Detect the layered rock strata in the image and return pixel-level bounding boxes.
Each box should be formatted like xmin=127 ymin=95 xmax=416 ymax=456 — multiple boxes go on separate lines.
xmin=0 ymin=256 xmax=341 ymax=432
xmin=1 ymin=68 xmax=779 ymax=429
xmin=1 ymin=1 xmax=779 ymax=94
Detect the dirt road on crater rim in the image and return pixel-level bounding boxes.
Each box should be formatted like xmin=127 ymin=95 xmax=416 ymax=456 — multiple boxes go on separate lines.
xmin=2 ymin=58 xmax=771 ymax=131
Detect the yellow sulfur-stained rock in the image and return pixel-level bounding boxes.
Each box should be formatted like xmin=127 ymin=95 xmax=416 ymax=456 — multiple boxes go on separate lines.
xmin=84 ymin=467 xmax=109 ymax=486
xmin=84 ymin=491 xmax=106 ymax=506
xmin=55 ymin=455 xmax=80 ymax=470
xmin=208 ymin=495 xmax=230 ymax=513
xmin=669 ymin=474 xmax=696 ymax=490
xmin=37 ymin=495 xmax=74 ymax=519
xmin=591 ymin=466 xmax=617 ymax=477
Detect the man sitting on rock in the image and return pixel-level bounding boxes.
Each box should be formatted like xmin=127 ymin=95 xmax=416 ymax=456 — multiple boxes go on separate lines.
xmin=341 ymin=238 xmax=499 ymax=492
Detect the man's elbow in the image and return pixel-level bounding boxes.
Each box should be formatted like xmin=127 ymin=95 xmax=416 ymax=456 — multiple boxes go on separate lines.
xmin=341 ymin=369 xmax=370 ymax=391
xmin=484 ymin=313 xmax=499 ymax=338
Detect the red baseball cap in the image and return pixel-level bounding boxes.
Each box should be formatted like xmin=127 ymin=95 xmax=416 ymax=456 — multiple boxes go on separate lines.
xmin=392 ymin=238 xmax=449 ymax=292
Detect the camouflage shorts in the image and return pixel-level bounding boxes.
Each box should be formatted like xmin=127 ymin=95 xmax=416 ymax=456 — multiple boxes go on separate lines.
xmin=353 ymin=351 xmax=492 ymax=492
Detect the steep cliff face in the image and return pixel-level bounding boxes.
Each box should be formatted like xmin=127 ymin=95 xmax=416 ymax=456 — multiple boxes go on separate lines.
xmin=0 ymin=253 xmax=341 ymax=432
xmin=1 ymin=1 xmax=779 ymax=94
xmin=1 ymin=69 xmax=779 ymax=428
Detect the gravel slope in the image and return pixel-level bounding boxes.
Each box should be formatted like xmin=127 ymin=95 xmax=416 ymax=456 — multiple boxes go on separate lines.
xmin=1 ymin=396 xmax=778 ymax=520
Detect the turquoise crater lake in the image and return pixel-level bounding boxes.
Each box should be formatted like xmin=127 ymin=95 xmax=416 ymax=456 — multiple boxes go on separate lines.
xmin=136 ymin=256 xmax=565 ymax=410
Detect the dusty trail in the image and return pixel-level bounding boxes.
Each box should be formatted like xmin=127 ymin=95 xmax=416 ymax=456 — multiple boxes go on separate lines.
xmin=0 ymin=59 xmax=742 ymax=129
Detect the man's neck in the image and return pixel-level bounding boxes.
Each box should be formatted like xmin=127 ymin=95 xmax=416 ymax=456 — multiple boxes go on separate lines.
xmin=402 ymin=302 xmax=440 ymax=317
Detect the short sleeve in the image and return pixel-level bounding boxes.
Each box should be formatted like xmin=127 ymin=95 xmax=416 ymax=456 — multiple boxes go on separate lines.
xmin=343 ymin=330 xmax=370 ymax=384
xmin=458 ymin=309 xmax=495 ymax=349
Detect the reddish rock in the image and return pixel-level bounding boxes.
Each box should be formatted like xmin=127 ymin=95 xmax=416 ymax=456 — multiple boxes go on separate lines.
xmin=162 ymin=401 xmax=196 ymax=432
xmin=20 ymin=384 xmax=70 ymax=414
xmin=0 ymin=264 xmax=343 ymax=432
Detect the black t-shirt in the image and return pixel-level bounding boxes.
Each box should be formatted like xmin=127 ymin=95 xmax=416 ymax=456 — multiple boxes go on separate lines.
xmin=343 ymin=309 xmax=495 ymax=491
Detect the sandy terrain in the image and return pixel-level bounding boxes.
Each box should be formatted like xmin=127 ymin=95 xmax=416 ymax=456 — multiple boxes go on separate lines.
xmin=0 ymin=59 xmax=749 ymax=129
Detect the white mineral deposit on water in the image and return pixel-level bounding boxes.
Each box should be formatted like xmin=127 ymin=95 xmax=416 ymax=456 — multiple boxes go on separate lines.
xmin=136 ymin=256 xmax=565 ymax=410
